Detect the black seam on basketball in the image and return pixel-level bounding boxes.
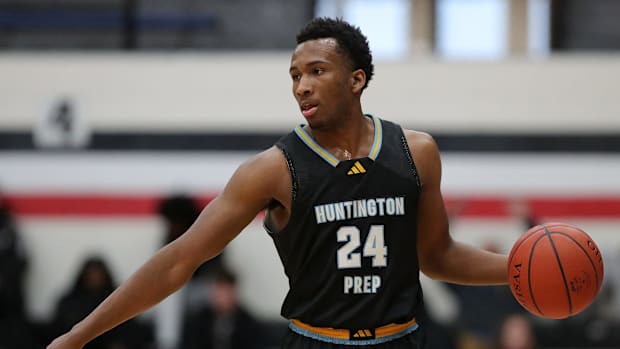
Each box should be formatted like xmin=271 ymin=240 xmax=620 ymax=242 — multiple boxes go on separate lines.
xmin=543 ymin=224 xmax=573 ymax=316
xmin=508 ymin=225 xmax=545 ymax=268
xmin=529 ymin=234 xmax=548 ymax=316
xmin=550 ymin=232 xmax=600 ymax=290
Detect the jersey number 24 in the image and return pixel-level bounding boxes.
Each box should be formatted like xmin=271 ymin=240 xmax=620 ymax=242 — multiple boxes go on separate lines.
xmin=337 ymin=225 xmax=388 ymax=269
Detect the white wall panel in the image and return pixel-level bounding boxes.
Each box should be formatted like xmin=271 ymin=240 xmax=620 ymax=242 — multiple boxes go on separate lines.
xmin=1 ymin=53 xmax=619 ymax=132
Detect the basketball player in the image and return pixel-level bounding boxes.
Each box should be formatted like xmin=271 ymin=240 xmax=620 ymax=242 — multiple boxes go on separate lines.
xmin=48 ymin=18 xmax=508 ymax=349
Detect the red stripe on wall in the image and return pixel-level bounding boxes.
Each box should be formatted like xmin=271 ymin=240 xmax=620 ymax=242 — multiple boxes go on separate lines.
xmin=3 ymin=194 xmax=620 ymax=218
xmin=446 ymin=197 xmax=620 ymax=218
xmin=3 ymin=194 xmax=216 ymax=217
xmin=529 ymin=198 xmax=620 ymax=218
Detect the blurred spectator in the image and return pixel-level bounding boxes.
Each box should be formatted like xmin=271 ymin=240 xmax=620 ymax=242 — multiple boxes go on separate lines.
xmin=0 ymin=196 xmax=27 ymax=315
xmin=49 ymin=256 xmax=153 ymax=349
xmin=0 ymin=195 xmax=35 ymax=348
xmin=508 ymin=199 xmax=539 ymax=232
xmin=158 ymin=193 xmax=224 ymax=278
xmin=598 ymin=244 xmax=620 ymax=321
xmin=156 ymin=194 xmax=225 ymax=349
xmin=159 ymin=194 xmax=201 ymax=244
xmin=495 ymin=314 xmax=537 ymax=349
xmin=180 ymin=267 xmax=266 ymax=349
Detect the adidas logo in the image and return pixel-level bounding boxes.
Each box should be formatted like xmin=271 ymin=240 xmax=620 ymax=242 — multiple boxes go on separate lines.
xmin=351 ymin=329 xmax=374 ymax=339
xmin=347 ymin=161 xmax=366 ymax=175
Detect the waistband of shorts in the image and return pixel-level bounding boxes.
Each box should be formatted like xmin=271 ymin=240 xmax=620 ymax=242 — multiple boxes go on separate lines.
xmin=289 ymin=318 xmax=418 ymax=346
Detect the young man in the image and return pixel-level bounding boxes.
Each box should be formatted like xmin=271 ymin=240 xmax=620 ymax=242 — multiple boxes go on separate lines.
xmin=48 ymin=18 xmax=508 ymax=349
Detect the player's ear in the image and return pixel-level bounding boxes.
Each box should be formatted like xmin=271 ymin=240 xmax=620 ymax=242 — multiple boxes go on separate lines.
xmin=351 ymin=69 xmax=366 ymax=94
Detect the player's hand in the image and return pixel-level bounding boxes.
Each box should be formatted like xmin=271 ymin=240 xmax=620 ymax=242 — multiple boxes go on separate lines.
xmin=47 ymin=332 xmax=85 ymax=349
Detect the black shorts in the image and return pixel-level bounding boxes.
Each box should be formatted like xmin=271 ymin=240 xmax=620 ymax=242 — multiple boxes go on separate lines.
xmin=281 ymin=327 xmax=427 ymax=349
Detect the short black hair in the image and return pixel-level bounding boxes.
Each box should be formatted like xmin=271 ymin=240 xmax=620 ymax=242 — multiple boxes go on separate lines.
xmin=214 ymin=267 xmax=237 ymax=286
xmin=158 ymin=194 xmax=200 ymax=227
xmin=296 ymin=17 xmax=374 ymax=90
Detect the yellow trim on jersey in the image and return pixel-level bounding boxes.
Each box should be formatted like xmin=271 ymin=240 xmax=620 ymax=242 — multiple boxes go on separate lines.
xmin=290 ymin=318 xmax=417 ymax=340
xmin=293 ymin=115 xmax=383 ymax=166
xmin=294 ymin=126 xmax=339 ymax=167
xmin=369 ymin=115 xmax=383 ymax=160
xmin=375 ymin=319 xmax=417 ymax=338
xmin=291 ymin=319 xmax=349 ymax=340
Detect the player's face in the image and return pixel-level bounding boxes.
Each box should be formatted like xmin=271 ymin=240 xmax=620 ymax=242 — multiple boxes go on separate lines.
xmin=289 ymin=38 xmax=357 ymax=129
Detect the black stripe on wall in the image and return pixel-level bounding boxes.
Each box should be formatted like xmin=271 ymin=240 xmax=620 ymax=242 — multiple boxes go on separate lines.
xmin=1 ymin=131 xmax=620 ymax=152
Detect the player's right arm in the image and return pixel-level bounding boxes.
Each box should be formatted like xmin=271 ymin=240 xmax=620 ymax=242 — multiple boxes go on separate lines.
xmin=47 ymin=146 xmax=290 ymax=349
xmin=406 ymin=130 xmax=508 ymax=285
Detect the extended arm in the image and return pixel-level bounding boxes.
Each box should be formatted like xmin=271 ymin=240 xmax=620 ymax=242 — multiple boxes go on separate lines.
xmin=48 ymin=147 xmax=289 ymax=348
xmin=408 ymin=130 xmax=508 ymax=285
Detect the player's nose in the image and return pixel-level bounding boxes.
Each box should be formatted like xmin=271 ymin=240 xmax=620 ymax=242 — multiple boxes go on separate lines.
xmin=295 ymin=76 xmax=313 ymax=97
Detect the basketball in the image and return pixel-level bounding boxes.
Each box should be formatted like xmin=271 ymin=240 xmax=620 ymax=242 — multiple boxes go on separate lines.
xmin=507 ymin=222 xmax=604 ymax=319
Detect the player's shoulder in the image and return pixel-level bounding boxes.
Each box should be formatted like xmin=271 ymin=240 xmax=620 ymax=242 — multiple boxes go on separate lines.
xmin=400 ymin=128 xmax=442 ymax=184
xmin=401 ymin=128 xmax=439 ymax=154
xmin=240 ymin=146 xmax=288 ymax=173
xmin=228 ymin=146 xmax=290 ymax=198
xmin=220 ymin=146 xmax=290 ymax=211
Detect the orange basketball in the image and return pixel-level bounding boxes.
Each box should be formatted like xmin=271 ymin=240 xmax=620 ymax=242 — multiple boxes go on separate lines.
xmin=508 ymin=222 xmax=604 ymax=319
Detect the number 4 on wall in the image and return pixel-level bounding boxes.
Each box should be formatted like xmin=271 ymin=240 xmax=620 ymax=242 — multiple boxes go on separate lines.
xmin=337 ymin=225 xmax=387 ymax=269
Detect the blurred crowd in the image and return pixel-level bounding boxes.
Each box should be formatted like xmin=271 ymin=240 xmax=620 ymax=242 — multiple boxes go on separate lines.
xmin=0 ymin=193 xmax=281 ymax=349
xmin=433 ymin=241 xmax=620 ymax=349
xmin=1 ymin=192 xmax=620 ymax=349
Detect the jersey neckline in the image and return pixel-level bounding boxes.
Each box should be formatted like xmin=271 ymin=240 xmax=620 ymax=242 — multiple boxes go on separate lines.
xmin=293 ymin=114 xmax=383 ymax=167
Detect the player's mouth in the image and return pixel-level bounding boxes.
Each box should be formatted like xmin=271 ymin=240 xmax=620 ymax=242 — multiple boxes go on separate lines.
xmin=301 ymin=102 xmax=318 ymax=118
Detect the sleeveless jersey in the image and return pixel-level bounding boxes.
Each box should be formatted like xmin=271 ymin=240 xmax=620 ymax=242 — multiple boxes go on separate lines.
xmin=266 ymin=115 xmax=423 ymax=329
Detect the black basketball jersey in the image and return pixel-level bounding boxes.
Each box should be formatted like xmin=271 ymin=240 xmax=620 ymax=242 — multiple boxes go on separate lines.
xmin=266 ymin=115 xmax=423 ymax=329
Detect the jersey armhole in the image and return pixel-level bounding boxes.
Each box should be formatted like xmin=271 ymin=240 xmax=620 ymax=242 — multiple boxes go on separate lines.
xmin=265 ymin=142 xmax=298 ymax=235
xmin=276 ymin=141 xmax=298 ymax=203
xmin=399 ymin=134 xmax=422 ymax=190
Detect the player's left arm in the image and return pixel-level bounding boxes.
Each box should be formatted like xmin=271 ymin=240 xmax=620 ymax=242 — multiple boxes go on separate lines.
xmin=405 ymin=129 xmax=508 ymax=285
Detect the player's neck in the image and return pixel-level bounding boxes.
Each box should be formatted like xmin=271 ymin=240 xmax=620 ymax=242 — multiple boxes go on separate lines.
xmin=308 ymin=113 xmax=373 ymax=161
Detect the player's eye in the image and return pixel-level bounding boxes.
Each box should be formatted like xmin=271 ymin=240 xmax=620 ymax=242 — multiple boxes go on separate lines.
xmin=291 ymin=74 xmax=301 ymax=81
xmin=314 ymin=68 xmax=324 ymax=75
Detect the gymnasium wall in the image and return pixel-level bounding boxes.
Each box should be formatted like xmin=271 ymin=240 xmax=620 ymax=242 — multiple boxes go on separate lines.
xmin=0 ymin=53 xmax=619 ymax=132
xmin=1 ymin=53 xmax=620 ymax=323
xmin=2 ymin=151 xmax=620 ymax=322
